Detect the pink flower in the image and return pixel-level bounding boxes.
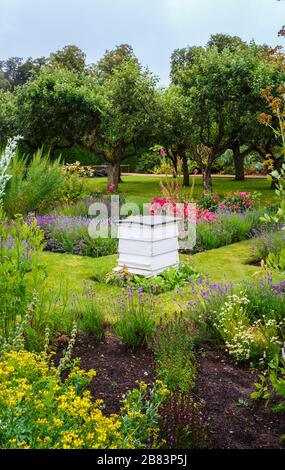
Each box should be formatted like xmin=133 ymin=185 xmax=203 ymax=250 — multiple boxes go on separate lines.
xmin=108 ymin=184 xmax=115 ymax=192
xmin=159 ymin=148 xmax=166 ymax=156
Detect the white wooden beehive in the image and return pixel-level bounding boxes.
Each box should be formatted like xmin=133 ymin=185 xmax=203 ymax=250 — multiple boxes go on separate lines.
xmin=116 ymin=216 xmax=180 ymax=277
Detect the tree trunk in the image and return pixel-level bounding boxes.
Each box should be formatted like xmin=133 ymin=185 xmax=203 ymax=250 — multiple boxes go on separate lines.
xmin=172 ymin=155 xmax=178 ymax=178
xmin=182 ymin=156 xmax=190 ymax=187
xmin=202 ymin=166 xmax=213 ymax=194
xmin=107 ymin=161 xmax=120 ymax=190
xmin=233 ymin=144 xmax=245 ymax=181
xmin=118 ymin=165 xmax=123 ymax=183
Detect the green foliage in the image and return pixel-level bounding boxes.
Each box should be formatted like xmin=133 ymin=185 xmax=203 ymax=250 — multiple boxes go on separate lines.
xmin=0 ymin=349 xmax=171 ymax=449
xmin=251 ymin=355 xmax=285 ymax=440
xmin=154 ymin=313 xmax=197 ymax=392
xmin=3 ymin=149 xmax=64 ymax=217
xmin=267 ymin=249 xmax=285 ymax=271
xmin=16 ymin=67 xmax=104 ymax=151
xmin=94 ymin=44 xmax=138 ymax=79
xmin=0 ymin=215 xmax=45 ymax=352
xmin=261 ymin=163 xmax=285 ymax=226
xmin=76 ymin=287 xmax=105 ymax=341
xmin=135 ymin=151 xmax=161 ymax=174
xmin=91 ymin=59 xmax=159 ymax=189
xmin=132 ymin=265 xmax=199 ymax=295
xmin=113 ymin=289 xmax=155 ymax=349
xmin=106 ymin=264 xmax=199 ymax=295
xmin=120 ymin=380 xmax=169 ymax=449
xmin=195 ymin=210 xmax=262 ymax=252
xmin=48 ymin=45 xmax=86 ymax=74
xmin=0 ymin=90 xmax=16 ymax=144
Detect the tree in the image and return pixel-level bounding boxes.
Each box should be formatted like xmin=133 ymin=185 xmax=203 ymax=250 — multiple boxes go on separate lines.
xmin=207 ymin=33 xmax=246 ymax=52
xmin=177 ymin=45 xmax=284 ymax=192
xmin=170 ymin=46 xmax=203 ymax=84
xmin=49 ymin=45 xmax=86 ymax=74
xmin=94 ymin=44 xmax=138 ymax=79
xmin=0 ymin=56 xmax=47 ymax=89
xmin=89 ymin=60 xmax=159 ymax=189
xmin=156 ymin=86 xmax=193 ymax=185
xmin=0 ymin=72 xmax=10 ymax=91
xmin=0 ymin=90 xmax=16 ymax=145
xmin=16 ymin=67 xmax=103 ymax=155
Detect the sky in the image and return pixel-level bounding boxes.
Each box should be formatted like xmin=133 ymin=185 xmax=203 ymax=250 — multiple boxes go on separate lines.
xmin=0 ymin=0 xmax=285 ymax=85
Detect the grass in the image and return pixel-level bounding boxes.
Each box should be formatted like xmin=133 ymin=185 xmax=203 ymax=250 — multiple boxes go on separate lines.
xmin=85 ymin=175 xmax=278 ymax=208
xmin=37 ymin=239 xmax=282 ymax=329
xmin=32 ymin=174 xmax=281 ymax=331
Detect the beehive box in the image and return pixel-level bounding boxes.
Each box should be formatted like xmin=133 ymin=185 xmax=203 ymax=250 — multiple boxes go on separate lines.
xmin=116 ymin=216 xmax=180 ymax=277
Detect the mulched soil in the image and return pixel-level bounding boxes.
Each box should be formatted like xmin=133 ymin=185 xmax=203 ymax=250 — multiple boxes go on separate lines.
xmin=56 ymin=331 xmax=156 ymax=415
xmin=196 ymin=343 xmax=285 ymax=449
xmin=55 ymin=333 xmax=284 ymax=448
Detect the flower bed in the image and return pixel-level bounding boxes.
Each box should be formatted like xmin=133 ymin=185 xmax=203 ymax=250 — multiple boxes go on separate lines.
xmin=149 ymin=195 xmax=263 ymax=252
xmin=29 ymin=214 xmax=118 ymax=258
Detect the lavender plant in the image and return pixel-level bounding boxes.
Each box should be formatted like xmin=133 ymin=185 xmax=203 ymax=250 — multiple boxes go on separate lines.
xmin=113 ymin=287 xmax=155 ymax=349
xmin=30 ymin=214 xmax=117 ymax=258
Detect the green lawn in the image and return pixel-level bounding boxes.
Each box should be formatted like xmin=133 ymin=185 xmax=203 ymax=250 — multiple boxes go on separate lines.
xmin=85 ymin=175 xmax=278 ymax=207
xmin=39 ymin=239 xmax=282 ymax=328
xmin=35 ymin=174 xmax=281 ymax=331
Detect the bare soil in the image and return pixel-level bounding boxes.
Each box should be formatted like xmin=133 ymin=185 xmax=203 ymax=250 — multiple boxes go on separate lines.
xmin=56 ymin=333 xmax=284 ymax=448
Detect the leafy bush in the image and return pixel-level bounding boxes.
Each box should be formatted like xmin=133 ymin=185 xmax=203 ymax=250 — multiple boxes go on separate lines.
xmin=113 ymin=288 xmax=155 ymax=349
xmin=0 ymin=215 xmax=45 ymax=352
xmin=185 ymin=277 xmax=285 ymax=366
xmin=106 ymin=264 xmax=199 ymax=294
xmin=195 ymin=210 xmax=262 ymax=252
xmin=154 ymin=313 xmax=197 ymax=392
xmin=253 ymin=229 xmax=285 ymax=273
xmin=211 ymin=292 xmax=283 ymax=365
xmin=76 ymin=286 xmax=105 ymax=341
xmin=251 ymin=354 xmax=285 ymax=441
xmin=3 ymin=149 xmax=64 ymax=217
xmin=0 ymin=350 xmax=170 ymax=449
xmin=0 ymin=349 xmax=172 ymax=449
xmin=120 ymin=380 xmax=169 ymax=448
xmin=135 ymin=151 xmax=162 ymax=174
xmin=157 ymin=393 xmax=206 ymax=449
xmin=31 ymin=214 xmax=118 ymax=258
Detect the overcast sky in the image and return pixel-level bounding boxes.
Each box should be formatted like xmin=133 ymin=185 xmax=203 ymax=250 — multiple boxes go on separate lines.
xmin=0 ymin=0 xmax=284 ymax=85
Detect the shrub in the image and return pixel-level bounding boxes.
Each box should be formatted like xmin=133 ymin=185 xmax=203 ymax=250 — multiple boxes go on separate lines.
xmin=120 ymin=380 xmax=169 ymax=448
xmin=3 ymin=149 xmax=64 ymax=217
xmin=154 ymin=313 xmax=197 ymax=392
xmin=106 ymin=264 xmax=199 ymax=295
xmin=157 ymin=393 xmax=206 ymax=449
xmin=212 ymin=292 xmax=283 ymax=365
xmin=251 ymin=354 xmax=285 ymax=441
xmin=185 ymin=277 xmax=285 ymax=366
xmin=244 ymin=276 xmax=285 ymax=323
xmin=31 ymin=214 xmax=118 ymax=258
xmin=77 ymin=285 xmax=105 ymax=341
xmin=113 ymin=288 xmax=155 ymax=349
xmin=0 ymin=350 xmax=170 ymax=449
xmin=252 ymin=229 xmax=285 ymax=270
xmin=0 ymin=215 xmax=45 ymax=352
xmin=195 ymin=210 xmax=262 ymax=252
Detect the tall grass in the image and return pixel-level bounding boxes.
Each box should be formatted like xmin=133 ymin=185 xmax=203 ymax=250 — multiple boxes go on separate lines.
xmin=4 ymin=149 xmax=64 ymax=217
